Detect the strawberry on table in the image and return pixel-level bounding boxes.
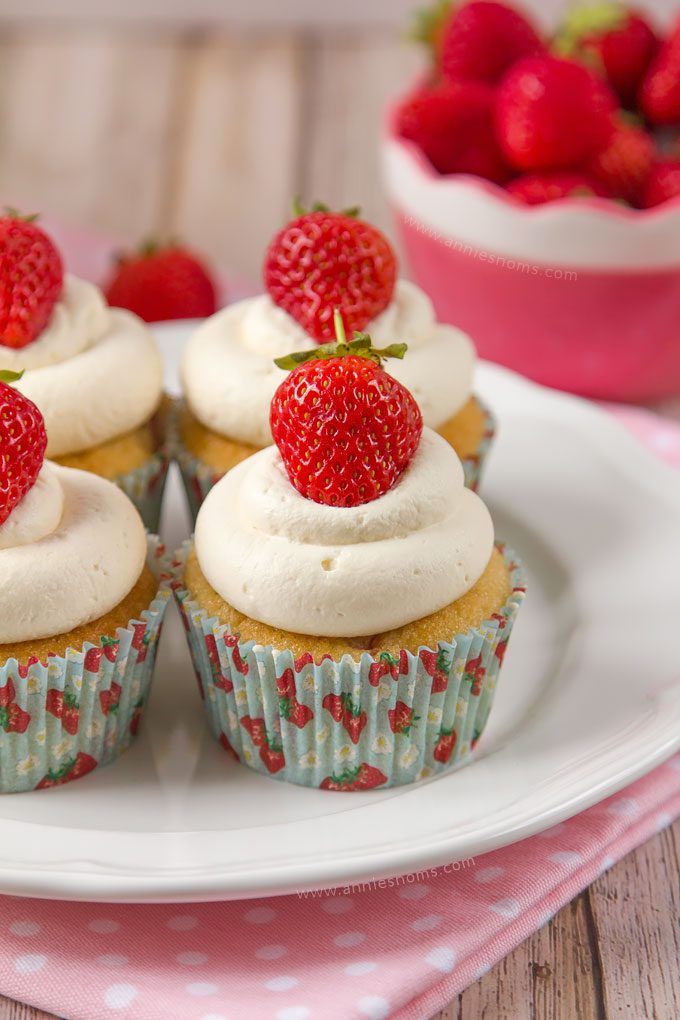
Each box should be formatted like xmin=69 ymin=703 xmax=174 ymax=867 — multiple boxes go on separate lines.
xmin=320 ymin=764 xmax=388 ymax=792
xmin=0 ymin=210 xmax=63 ymax=349
xmin=263 ymin=202 xmax=397 ymax=343
xmin=640 ymin=159 xmax=680 ymax=207
xmin=438 ymin=0 xmax=543 ymax=85
xmin=639 ymin=18 xmax=680 ymax=126
xmin=586 ymin=120 xmax=654 ymax=203
xmin=507 ymin=171 xmax=609 ymax=204
xmin=104 ymin=240 xmax=218 ymax=322
xmin=0 ymin=372 xmax=48 ymax=527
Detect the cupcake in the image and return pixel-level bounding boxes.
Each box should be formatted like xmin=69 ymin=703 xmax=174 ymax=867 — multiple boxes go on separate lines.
xmin=174 ymin=320 xmax=524 ymax=790
xmin=0 ymin=212 xmax=168 ymax=530
xmin=176 ymin=203 xmax=494 ymax=520
xmin=0 ymin=374 xmax=170 ymax=793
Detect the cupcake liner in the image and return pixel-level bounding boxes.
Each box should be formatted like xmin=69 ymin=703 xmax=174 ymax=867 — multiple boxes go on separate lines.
xmin=172 ymin=543 xmax=526 ymax=790
xmin=170 ymin=398 xmax=497 ymax=522
xmin=0 ymin=537 xmax=171 ymax=794
xmin=115 ymin=449 xmax=169 ymax=532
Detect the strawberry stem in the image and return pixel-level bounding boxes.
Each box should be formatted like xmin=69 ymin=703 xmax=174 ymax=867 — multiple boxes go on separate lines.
xmin=334 ymin=308 xmax=347 ymax=344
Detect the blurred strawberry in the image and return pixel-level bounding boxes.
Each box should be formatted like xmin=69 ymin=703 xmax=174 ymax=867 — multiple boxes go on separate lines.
xmin=555 ymin=3 xmax=657 ymax=107
xmin=439 ymin=1 xmax=543 ymax=84
xmin=507 ymin=171 xmax=609 ymax=204
xmin=587 ymin=119 xmax=654 ymax=203
xmin=496 ymin=55 xmax=618 ymax=170
xmin=397 ymin=81 xmax=511 ymax=181
xmin=104 ymin=241 xmax=218 ymax=322
xmin=640 ymin=159 xmax=680 ymax=207
xmin=639 ymin=17 xmax=680 ymax=126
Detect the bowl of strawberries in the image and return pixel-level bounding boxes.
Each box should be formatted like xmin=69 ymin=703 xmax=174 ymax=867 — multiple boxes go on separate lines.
xmin=384 ymin=1 xmax=680 ymax=401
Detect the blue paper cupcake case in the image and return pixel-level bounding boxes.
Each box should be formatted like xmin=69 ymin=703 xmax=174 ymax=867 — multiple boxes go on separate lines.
xmin=0 ymin=537 xmax=171 ymax=794
xmin=114 ymin=450 xmax=169 ymax=533
xmin=173 ymin=542 xmax=526 ymax=790
xmin=169 ymin=398 xmax=497 ymax=523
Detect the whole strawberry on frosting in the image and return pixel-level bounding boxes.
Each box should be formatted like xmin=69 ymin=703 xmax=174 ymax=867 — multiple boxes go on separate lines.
xmin=270 ymin=311 xmax=422 ymax=507
xmin=0 ymin=370 xmax=48 ymax=527
xmin=263 ymin=202 xmax=397 ymax=344
xmin=0 ymin=211 xmax=63 ymax=349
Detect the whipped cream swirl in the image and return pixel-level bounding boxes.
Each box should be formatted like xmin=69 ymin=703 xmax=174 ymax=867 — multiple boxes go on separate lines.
xmin=0 ymin=275 xmax=163 ymax=458
xmin=195 ymin=429 xmax=494 ymax=638
xmin=182 ymin=280 xmax=475 ymax=448
xmin=0 ymin=462 xmax=147 ymax=644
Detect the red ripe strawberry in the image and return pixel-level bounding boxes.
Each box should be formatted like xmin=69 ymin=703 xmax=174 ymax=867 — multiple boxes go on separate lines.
xmin=439 ymin=1 xmax=543 ymax=85
xmin=586 ymin=121 xmax=654 ymax=203
xmin=496 ymin=56 xmax=617 ymax=171
xmin=270 ymin=316 xmax=422 ymax=508
xmin=419 ymin=648 xmax=452 ymax=693
xmin=555 ymin=3 xmax=657 ymax=107
xmin=0 ymin=212 xmax=63 ymax=349
xmin=320 ymin=763 xmax=388 ymax=792
xmin=263 ymin=203 xmax=396 ymax=343
xmin=219 ymin=732 xmax=240 ymax=762
xmin=36 ymin=752 xmax=97 ymax=789
xmin=99 ymin=681 xmax=122 ymax=716
xmin=388 ymin=701 xmax=418 ymax=735
xmin=0 ymin=374 xmax=47 ymax=528
xmin=507 ymin=171 xmax=609 ymax=204
xmin=433 ymin=726 xmax=457 ymax=764
xmin=104 ymin=240 xmax=217 ymax=323
xmin=45 ymin=689 xmax=80 ymax=736
xmin=396 ymin=81 xmax=511 ymax=181
xmin=639 ymin=18 xmax=680 ymax=126
xmin=640 ymin=159 xmax=680 ymax=207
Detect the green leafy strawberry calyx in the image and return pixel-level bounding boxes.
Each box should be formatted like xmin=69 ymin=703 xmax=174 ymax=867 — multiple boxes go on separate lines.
xmin=554 ymin=2 xmax=628 ymax=59
xmin=0 ymin=370 xmax=24 ymax=385
xmin=409 ymin=0 xmax=452 ymax=54
xmin=3 ymin=207 xmax=39 ymax=224
xmin=274 ymin=309 xmax=407 ymax=371
xmin=291 ymin=197 xmax=361 ymax=219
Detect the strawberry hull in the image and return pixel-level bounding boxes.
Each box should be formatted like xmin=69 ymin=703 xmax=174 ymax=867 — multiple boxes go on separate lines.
xmin=172 ymin=541 xmax=526 ymax=790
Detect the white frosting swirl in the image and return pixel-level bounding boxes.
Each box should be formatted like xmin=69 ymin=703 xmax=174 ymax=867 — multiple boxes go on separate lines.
xmin=0 ymin=463 xmax=147 ymax=644
xmin=0 ymin=275 xmax=164 ymax=458
xmin=195 ymin=429 xmax=494 ymax=638
xmin=181 ymin=280 xmax=475 ymax=448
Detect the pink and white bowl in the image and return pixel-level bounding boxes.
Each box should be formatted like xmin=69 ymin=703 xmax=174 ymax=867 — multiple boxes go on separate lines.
xmin=383 ymin=121 xmax=680 ymax=403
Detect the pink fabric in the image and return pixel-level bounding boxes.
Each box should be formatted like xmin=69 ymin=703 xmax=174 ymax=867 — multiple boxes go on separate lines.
xmin=0 ymin=222 xmax=678 ymax=1020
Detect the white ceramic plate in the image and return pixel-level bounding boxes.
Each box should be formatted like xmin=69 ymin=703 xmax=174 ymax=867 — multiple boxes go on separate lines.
xmin=1 ymin=324 xmax=679 ymax=903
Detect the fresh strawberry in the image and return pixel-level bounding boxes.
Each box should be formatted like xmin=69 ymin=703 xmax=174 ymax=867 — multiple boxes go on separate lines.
xmin=263 ymin=203 xmax=396 ymax=343
xmin=0 ymin=374 xmax=48 ymax=527
xmin=439 ymin=1 xmax=543 ymax=85
xmin=36 ymin=752 xmax=97 ymax=789
xmin=45 ymin=689 xmax=80 ymax=736
xmin=320 ymin=763 xmax=388 ymax=792
xmin=388 ymin=701 xmax=418 ymax=735
xmin=0 ymin=211 xmax=63 ymax=349
xmin=433 ymin=726 xmax=457 ymax=764
xmin=105 ymin=240 xmax=217 ymax=322
xmin=219 ymin=732 xmax=240 ymax=762
xmin=639 ymin=18 xmax=680 ymax=126
xmin=640 ymin=159 xmax=680 ymax=206
xmin=496 ymin=55 xmax=617 ymax=170
xmin=555 ymin=3 xmax=657 ymax=107
xmin=419 ymin=648 xmax=452 ymax=693
xmin=240 ymin=715 xmax=268 ymax=748
xmin=586 ymin=120 xmax=654 ymax=202
xmin=271 ymin=316 xmax=422 ymax=508
xmin=322 ymin=693 xmax=367 ymax=745
xmin=259 ymin=735 xmax=286 ymax=774
xmin=506 ymin=171 xmax=609 ymax=204
xmin=396 ymin=81 xmax=511 ymax=180
xmin=129 ymin=697 xmax=145 ymax=736
xmin=99 ymin=681 xmax=122 ymax=716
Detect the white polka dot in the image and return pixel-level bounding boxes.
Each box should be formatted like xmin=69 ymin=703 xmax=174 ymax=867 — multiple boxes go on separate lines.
xmin=245 ymin=906 xmax=277 ymax=924
xmin=538 ymin=823 xmax=566 ymax=838
xmin=475 ymin=963 xmax=491 ymax=980
xmin=425 ymin=945 xmax=457 ymax=972
xmin=104 ymin=983 xmax=138 ymax=1010
xmin=334 ymin=931 xmax=366 ymax=948
xmin=266 ymin=975 xmax=299 ymax=992
xmin=398 ymin=883 xmax=430 ymax=900
xmin=667 ymin=756 xmax=680 ymax=772
xmin=474 ymin=866 xmax=505 ymax=884
xmin=97 ymin=954 xmax=129 ymax=967
xmin=489 ymin=897 xmax=521 ymax=919
xmin=655 ymin=812 xmax=672 ymax=832
xmin=176 ymin=951 xmax=209 ymax=966
xmin=9 ymin=920 xmax=41 ymax=937
xmin=357 ymin=995 xmax=390 ymax=1019
xmin=549 ymin=851 xmax=583 ymax=867
xmin=89 ymin=919 xmax=120 ymax=934
xmin=275 ymin=1008 xmax=310 ymax=1020
xmin=607 ymin=797 xmax=639 ymax=817
xmin=599 ymin=855 xmax=615 ymax=874
xmin=410 ymin=914 xmax=442 ymax=932
xmin=321 ymin=896 xmax=354 ymax=915
xmin=256 ymin=943 xmax=288 ymax=960
xmin=167 ymin=914 xmax=198 ymax=931
xmin=186 ymin=982 xmax=219 ymax=997
xmin=14 ymin=954 xmax=47 ymax=974
xmin=346 ymin=961 xmax=377 ymax=976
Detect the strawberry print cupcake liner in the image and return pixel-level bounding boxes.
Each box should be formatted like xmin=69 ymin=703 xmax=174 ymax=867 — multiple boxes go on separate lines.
xmin=462 ymin=397 xmax=495 ymax=493
xmin=0 ymin=537 xmax=171 ymax=794
xmin=173 ymin=542 xmax=526 ymax=790
xmin=115 ymin=447 xmax=170 ymax=533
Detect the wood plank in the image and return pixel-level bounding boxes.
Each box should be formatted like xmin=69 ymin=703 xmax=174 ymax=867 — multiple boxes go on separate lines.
xmin=0 ymin=996 xmax=55 ymax=1019
xmin=168 ymin=30 xmax=305 ymax=281
xmin=0 ymin=27 xmax=181 ymax=244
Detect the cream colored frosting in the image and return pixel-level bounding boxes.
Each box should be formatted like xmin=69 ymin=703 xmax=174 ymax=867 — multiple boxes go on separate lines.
xmin=181 ymin=280 xmax=476 ymax=448
xmin=0 ymin=275 xmax=164 ymax=458
xmin=195 ymin=428 xmax=494 ymax=638
xmin=0 ymin=463 xmax=147 ymax=644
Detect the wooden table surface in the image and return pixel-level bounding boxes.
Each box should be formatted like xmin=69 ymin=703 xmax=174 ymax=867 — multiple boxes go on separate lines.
xmin=0 ymin=19 xmax=678 ymax=1020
